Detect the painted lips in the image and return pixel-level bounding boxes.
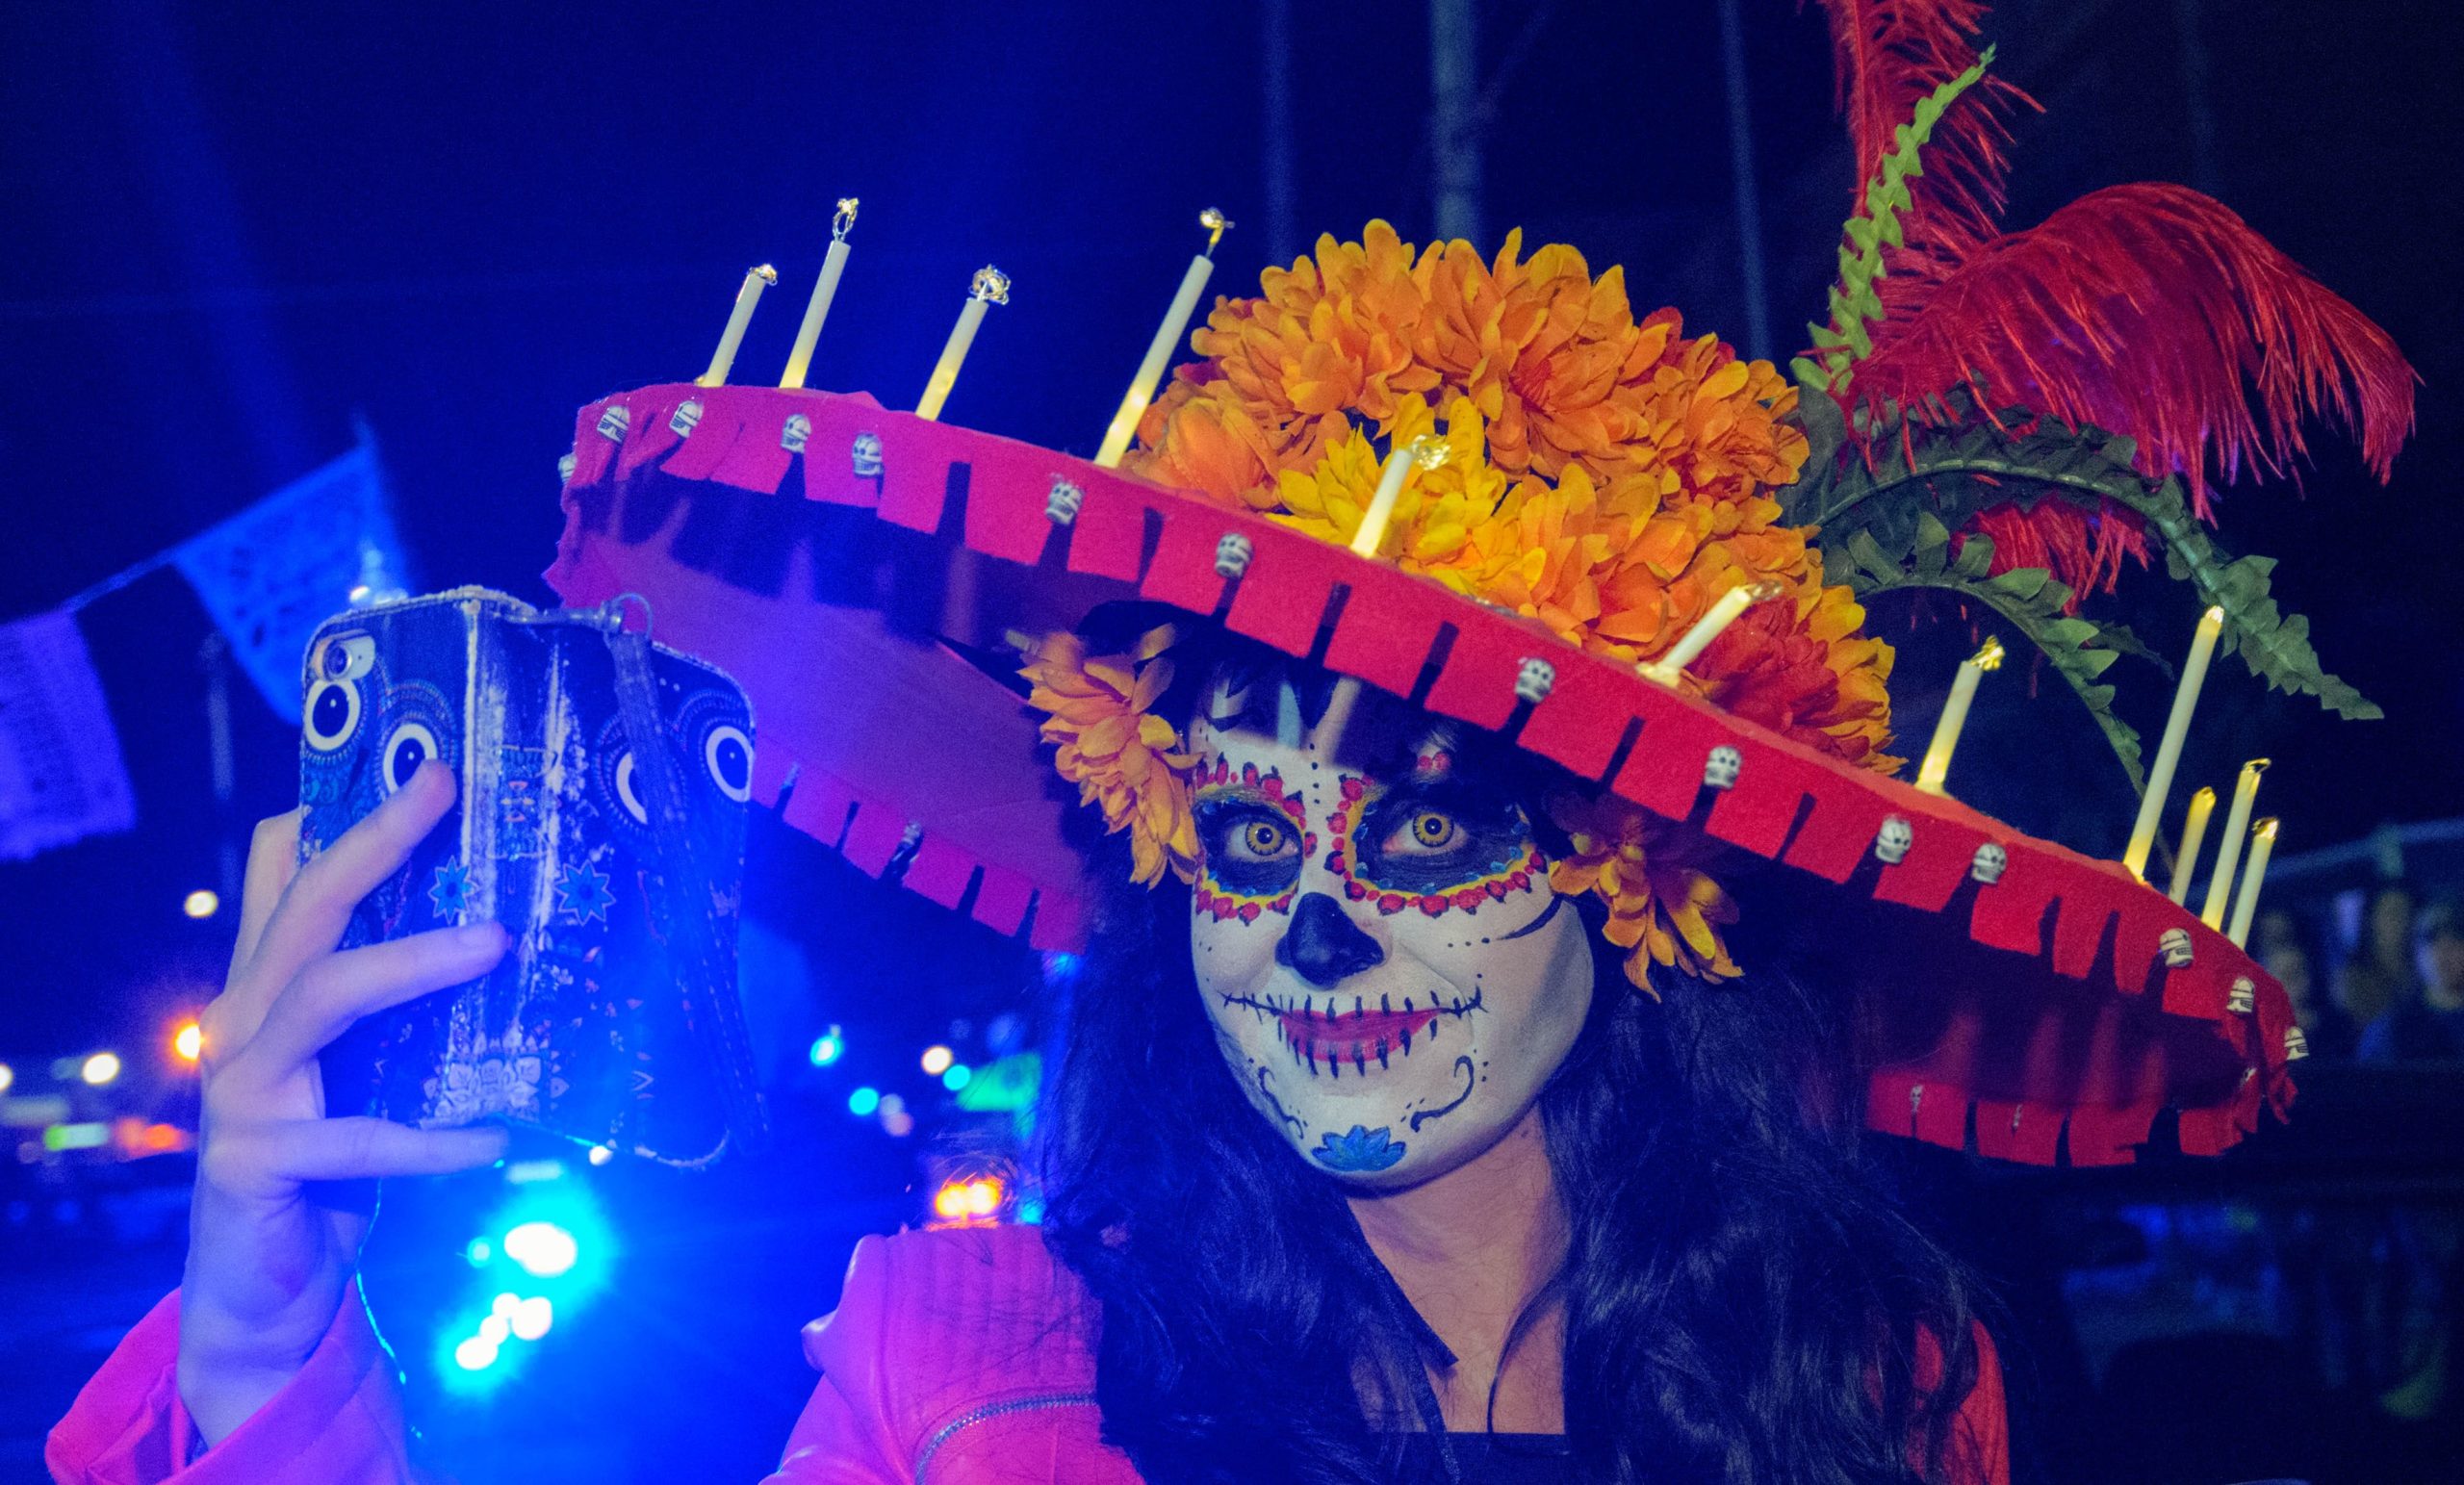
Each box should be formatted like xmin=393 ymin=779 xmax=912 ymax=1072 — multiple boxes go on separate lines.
xmin=1276 ymin=1005 xmax=1442 ymax=1076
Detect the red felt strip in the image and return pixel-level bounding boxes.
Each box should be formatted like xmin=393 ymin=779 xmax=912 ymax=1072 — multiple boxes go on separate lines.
xmin=708 ymin=395 xmax=798 ymax=493
xmin=570 ymin=401 xmax=617 ymax=487
xmin=616 ymin=388 xmax=693 ymax=477
xmin=1607 ymin=703 xmax=1736 ymax=820
xmin=959 ymin=441 xmax=1066 ymax=568
xmin=970 ymin=862 xmax=1037 ymax=937
xmin=1872 ymin=817 xmax=1990 ymax=913
xmin=1913 ymin=1080 xmax=1971 ymax=1152
xmin=780 ymin=768 xmax=858 ymax=852
xmin=2066 ymin=1101 xmax=2159 ymax=1167
xmin=1419 ymin=616 xmax=1534 ymax=734
xmin=1321 ymin=567 xmax=1460 ymax=700
xmin=1222 ymin=525 xmax=1348 ymax=657
xmin=1968 ymin=842 xmax=2063 ymax=958
xmin=1516 ymin=651 xmax=1641 ymax=781
xmin=1028 ymin=885 xmax=1086 ymax=952
xmin=1138 ymin=501 xmax=1232 ymax=615
xmin=660 ymin=397 xmax=747 ymax=481
xmin=839 ymin=802 xmax=912 ymax=878
xmin=901 ymin=832 xmax=982 ymax=910
xmin=1065 ymin=482 xmax=1150 ymax=583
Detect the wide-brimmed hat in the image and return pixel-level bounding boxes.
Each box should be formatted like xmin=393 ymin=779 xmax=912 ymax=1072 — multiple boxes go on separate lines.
xmin=542 ymin=6 xmax=2409 ymax=1166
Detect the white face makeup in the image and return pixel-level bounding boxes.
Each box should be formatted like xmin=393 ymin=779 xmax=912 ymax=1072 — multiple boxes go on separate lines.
xmin=1187 ymin=678 xmax=1594 ymax=1190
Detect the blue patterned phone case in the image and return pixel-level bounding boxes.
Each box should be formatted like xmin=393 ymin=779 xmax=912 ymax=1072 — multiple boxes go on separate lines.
xmin=297 ymin=587 xmax=764 ymax=1166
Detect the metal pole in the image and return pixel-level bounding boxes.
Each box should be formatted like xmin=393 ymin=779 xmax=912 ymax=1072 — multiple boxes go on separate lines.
xmin=1715 ymin=0 xmax=1772 ymax=363
xmin=1428 ymin=0 xmax=1483 ymax=243
xmin=1261 ymin=0 xmax=1298 ymax=269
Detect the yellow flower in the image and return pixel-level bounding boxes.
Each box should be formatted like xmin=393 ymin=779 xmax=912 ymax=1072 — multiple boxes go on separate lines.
xmin=1020 ymin=626 xmax=1200 ymax=887
xmin=1546 ymin=794 xmax=1742 ymax=989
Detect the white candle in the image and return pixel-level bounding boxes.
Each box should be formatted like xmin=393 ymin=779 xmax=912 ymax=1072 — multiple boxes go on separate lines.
xmin=698 ymin=264 xmax=779 ymax=388
xmin=2123 ymin=605 xmax=2225 ymax=879
xmin=1095 ymin=209 xmax=1229 ymax=469
xmin=2226 ymin=817 xmax=2279 ymax=948
xmin=2201 ymin=758 xmax=2270 ymax=930
xmin=1913 ymin=635 xmax=2004 ymax=795
xmin=915 ymin=266 xmax=1011 ymax=422
xmin=1348 ymin=435 xmax=1449 ymax=557
xmin=1642 ymin=581 xmax=1785 ymax=686
xmin=781 ymin=198 xmax=859 ymax=390
xmin=2166 ymin=786 xmax=2217 ymax=905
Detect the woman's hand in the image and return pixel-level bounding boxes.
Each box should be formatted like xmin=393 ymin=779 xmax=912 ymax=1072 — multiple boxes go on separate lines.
xmin=176 ymin=761 xmax=511 ymax=1444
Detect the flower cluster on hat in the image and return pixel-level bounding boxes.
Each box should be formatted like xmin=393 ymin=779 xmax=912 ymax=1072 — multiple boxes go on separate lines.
xmin=1545 ymin=792 xmax=1742 ymax=991
xmin=1019 ymin=625 xmax=1199 ymax=888
xmin=1128 ymin=222 xmax=1897 ymax=772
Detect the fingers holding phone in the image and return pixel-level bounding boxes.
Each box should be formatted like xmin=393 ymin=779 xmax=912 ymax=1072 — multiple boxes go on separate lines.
xmin=179 ymin=761 xmax=509 ymax=1444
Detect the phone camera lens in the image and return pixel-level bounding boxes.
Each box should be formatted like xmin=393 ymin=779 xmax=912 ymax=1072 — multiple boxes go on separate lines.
xmin=322 ymin=645 xmax=350 ymax=678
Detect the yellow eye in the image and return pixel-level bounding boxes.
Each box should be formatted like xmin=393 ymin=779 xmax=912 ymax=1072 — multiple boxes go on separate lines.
xmin=1400 ymin=811 xmax=1459 ymax=852
xmin=1235 ymin=819 xmax=1292 ymax=859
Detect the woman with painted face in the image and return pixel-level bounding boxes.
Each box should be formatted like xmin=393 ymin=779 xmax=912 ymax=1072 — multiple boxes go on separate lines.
xmin=50 ymin=1 xmax=2400 ymax=1478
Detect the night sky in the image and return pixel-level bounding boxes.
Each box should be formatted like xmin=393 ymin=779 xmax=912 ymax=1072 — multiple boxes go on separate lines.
xmin=3 ymin=0 xmax=2456 ymax=1056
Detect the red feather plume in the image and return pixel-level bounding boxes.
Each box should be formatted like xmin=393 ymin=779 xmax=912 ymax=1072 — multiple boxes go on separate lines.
xmin=1810 ymin=0 xmax=2033 ymax=275
xmin=1851 ymin=183 xmax=2417 ymax=518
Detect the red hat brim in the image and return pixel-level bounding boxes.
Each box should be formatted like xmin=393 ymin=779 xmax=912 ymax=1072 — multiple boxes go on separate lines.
xmin=549 ymin=382 xmax=2296 ymax=1165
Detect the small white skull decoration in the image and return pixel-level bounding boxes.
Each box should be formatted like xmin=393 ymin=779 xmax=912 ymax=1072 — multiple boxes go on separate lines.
xmin=1874 ymin=816 xmax=1914 ymax=865
xmin=669 ymin=399 xmax=706 ymax=438
xmin=556 ymin=452 xmax=578 ymax=484
xmin=2159 ymin=928 xmax=2194 ymax=968
xmin=596 ymin=404 xmax=631 ymax=442
xmin=1215 ymin=532 xmax=1253 ymax=578
xmin=851 ymin=432 xmax=885 ymax=479
xmin=2284 ymin=1026 xmax=2309 ymax=1061
xmin=1514 ymin=657 xmax=1555 ymax=705
xmin=1703 ymin=745 xmax=1742 ymax=791
xmin=781 ymin=413 xmax=812 ymax=454
xmin=1046 ymin=478 xmax=1085 ymax=525
xmin=2228 ymin=977 xmax=2256 ymax=1015
xmin=1970 ymin=842 xmax=2009 ymax=884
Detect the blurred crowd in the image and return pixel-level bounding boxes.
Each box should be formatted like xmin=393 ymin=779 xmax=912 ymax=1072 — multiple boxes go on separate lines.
xmin=2258 ymin=883 xmax=2464 ymax=1063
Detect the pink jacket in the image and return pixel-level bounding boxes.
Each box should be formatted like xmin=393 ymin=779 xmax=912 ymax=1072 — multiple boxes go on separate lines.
xmin=47 ymin=1224 xmax=2004 ymax=1483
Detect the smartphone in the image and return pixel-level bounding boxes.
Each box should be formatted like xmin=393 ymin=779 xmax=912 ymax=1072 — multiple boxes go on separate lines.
xmin=297 ymin=587 xmax=763 ymax=1166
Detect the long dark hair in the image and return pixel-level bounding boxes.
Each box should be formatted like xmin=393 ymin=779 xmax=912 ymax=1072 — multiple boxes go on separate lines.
xmin=1034 ymin=634 xmax=1982 ymax=1485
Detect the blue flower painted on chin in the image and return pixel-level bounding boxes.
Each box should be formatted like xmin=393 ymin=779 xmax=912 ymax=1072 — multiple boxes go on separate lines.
xmin=1311 ymin=1124 xmax=1407 ymax=1173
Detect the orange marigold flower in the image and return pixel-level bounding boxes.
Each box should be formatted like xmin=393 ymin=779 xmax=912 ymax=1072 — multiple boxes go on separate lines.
xmin=1020 ymin=626 xmax=1200 ymax=887
xmin=1126 ymin=222 xmax=1896 ymax=772
xmin=1546 ymin=794 xmax=1742 ymax=988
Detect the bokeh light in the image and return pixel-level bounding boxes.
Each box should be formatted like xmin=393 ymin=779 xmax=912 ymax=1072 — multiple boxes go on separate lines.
xmin=919 ymin=1044 xmax=954 ymax=1076
xmin=847 ymin=1087 xmax=881 ymax=1117
xmin=808 ymin=1026 xmax=844 ymax=1067
xmin=941 ymin=1063 xmax=973 ymax=1091
xmin=172 ymin=1021 xmax=203 ymax=1063
xmin=510 ymin=1295 xmax=554 ymax=1342
xmin=79 ymin=1052 xmax=120 ymax=1087
xmin=453 ymin=1337 xmax=499 ymax=1371
xmin=587 ymin=1143 xmax=614 ymax=1165
xmin=0 ymin=1062 xmax=13 ymax=1095
xmin=502 ymin=1220 xmax=578 ymax=1278
xmin=181 ymin=889 xmax=219 ymax=920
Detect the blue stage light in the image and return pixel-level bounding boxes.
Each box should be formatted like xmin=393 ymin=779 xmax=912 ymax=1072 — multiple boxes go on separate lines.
xmin=808 ymin=1026 xmax=845 ymax=1066
xmin=848 ymin=1086 xmax=881 ymax=1116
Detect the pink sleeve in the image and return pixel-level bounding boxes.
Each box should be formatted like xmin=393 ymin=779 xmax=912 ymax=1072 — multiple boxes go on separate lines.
xmin=45 ymin=1284 xmax=430 ymax=1485
xmin=762 ymin=1236 xmax=908 ymax=1484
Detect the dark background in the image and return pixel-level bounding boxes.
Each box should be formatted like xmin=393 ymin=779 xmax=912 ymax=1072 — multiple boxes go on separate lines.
xmin=2 ymin=2 xmax=2458 ymax=1481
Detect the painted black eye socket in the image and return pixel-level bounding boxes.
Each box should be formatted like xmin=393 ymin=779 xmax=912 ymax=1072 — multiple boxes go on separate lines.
xmin=703 ymin=724 xmax=753 ymax=803
xmin=1352 ymin=790 xmax=1530 ymax=894
xmin=303 ymin=679 xmax=361 ymax=752
xmin=1194 ymin=796 xmax=1303 ymax=897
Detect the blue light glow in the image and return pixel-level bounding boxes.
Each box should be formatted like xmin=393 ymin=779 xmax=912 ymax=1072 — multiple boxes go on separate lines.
xmin=848 ymin=1086 xmax=881 ymax=1116
xmin=808 ymin=1029 xmax=845 ymax=1067
xmin=502 ymin=1220 xmax=578 ymax=1278
xmin=941 ymin=1063 xmax=973 ymax=1091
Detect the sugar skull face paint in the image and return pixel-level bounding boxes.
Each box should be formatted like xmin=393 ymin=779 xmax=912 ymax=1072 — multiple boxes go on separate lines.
xmin=1188 ymin=677 xmax=1594 ymax=1190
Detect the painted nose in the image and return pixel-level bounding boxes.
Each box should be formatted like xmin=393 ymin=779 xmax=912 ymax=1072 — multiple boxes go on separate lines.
xmin=1276 ymin=892 xmax=1385 ymax=987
